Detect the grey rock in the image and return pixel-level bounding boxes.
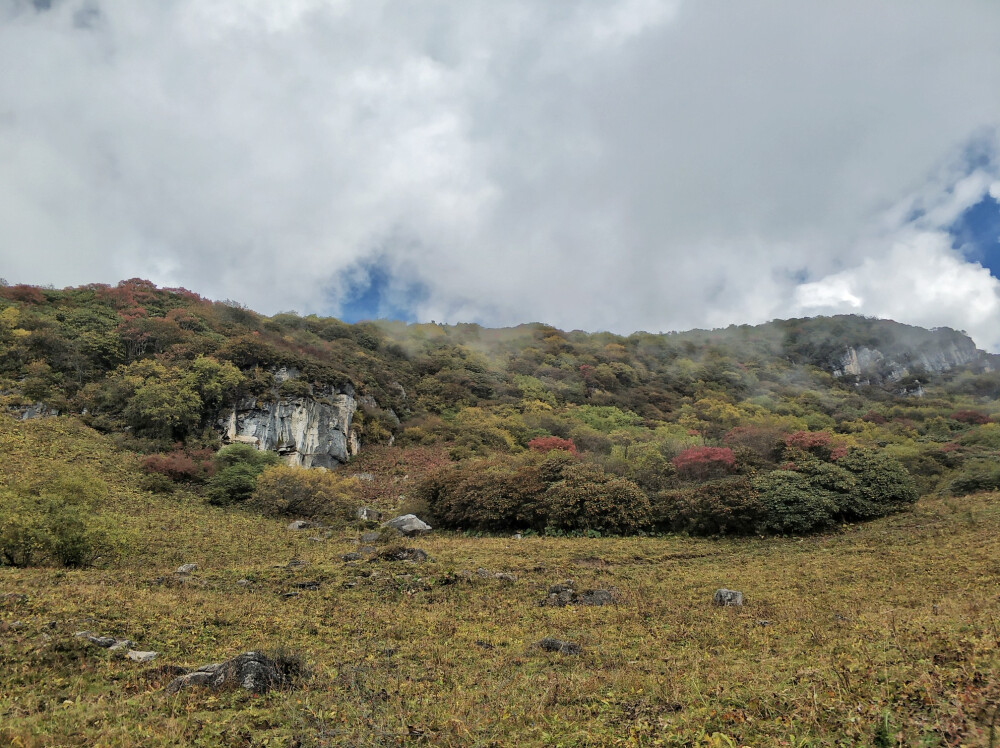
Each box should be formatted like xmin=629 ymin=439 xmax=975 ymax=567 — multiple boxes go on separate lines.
xmin=175 ymin=563 xmax=198 ymax=574
xmin=127 ymin=650 xmax=159 ymax=663
xmin=307 ymin=536 xmax=326 ymax=543
xmin=357 ymin=545 xmax=376 ymax=555
xmin=360 ymin=531 xmax=380 ymax=543
xmin=540 ymin=581 xmax=614 ymax=607
xmin=356 ymin=507 xmax=380 ymax=522
xmin=293 ymin=580 xmax=320 ymax=590
xmin=476 ymin=568 xmax=517 ymax=583
xmin=713 ymin=588 xmax=744 ymax=607
xmin=165 ymin=651 xmax=294 ymax=695
xmin=74 ymin=631 xmax=135 ymax=650
xmin=287 ymin=520 xmax=318 ymax=531
xmin=352 ymin=473 xmax=375 ymax=482
xmin=536 ymin=637 xmax=582 ymax=655
xmin=377 ymin=547 xmax=428 ymax=562
xmin=342 ymin=552 xmax=362 ymax=562
xmin=220 ymin=388 xmax=359 ymax=468
xmin=236 ymin=579 xmax=253 ymax=588
xmin=286 ymin=559 xmax=307 ymax=569
xmin=382 ymin=514 xmax=431 ymax=536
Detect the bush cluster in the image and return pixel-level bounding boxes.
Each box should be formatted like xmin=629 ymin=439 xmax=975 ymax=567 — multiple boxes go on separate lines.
xmin=205 ymin=443 xmax=281 ymax=505
xmin=248 ymin=465 xmax=357 ymax=524
xmin=415 ymin=452 xmax=650 ymax=535
xmin=655 ymin=449 xmax=917 ymax=535
xmin=0 ymin=475 xmax=122 ymax=568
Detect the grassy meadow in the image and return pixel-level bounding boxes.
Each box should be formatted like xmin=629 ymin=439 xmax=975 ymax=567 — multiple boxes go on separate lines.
xmin=2 ymin=415 xmax=1000 ymax=747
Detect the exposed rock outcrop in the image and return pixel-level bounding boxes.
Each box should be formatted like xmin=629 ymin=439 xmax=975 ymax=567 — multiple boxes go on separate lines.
xmin=219 ymin=378 xmax=360 ymax=468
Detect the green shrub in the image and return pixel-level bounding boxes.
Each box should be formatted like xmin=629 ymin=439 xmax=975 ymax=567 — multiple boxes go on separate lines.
xmin=543 ymin=463 xmax=651 ymax=535
xmin=751 ymin=470 xmax=839 ymax=535
xmin=836 ymin=449 xmax=918 ymax=519
xmin=654 ymin=476 xmax=761 ymax=535
xmin=205 ymin=444 xmax=281 ymax=505
xmin=248 ymin=465 xmax=356 ymax=523
xmin=0 ymin=491 xmax=119 ymax=568
xmin=947 ymin=459 xmax=1000 ymax=496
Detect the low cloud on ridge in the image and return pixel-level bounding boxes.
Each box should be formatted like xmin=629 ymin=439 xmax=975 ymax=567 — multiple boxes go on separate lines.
xmin=2 ymin=1 xmax=1000 ymax=347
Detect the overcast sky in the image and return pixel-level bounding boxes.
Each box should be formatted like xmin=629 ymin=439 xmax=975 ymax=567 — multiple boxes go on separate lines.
xmin=2 ymin=1 xmax=1000 ymax=348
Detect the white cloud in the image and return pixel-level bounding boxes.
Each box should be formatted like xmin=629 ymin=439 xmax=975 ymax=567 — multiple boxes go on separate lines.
xmin=793 ymin=231 xmax=1000 ymax=350
xmin=1 ymin=1 xmax=1000 ymax=346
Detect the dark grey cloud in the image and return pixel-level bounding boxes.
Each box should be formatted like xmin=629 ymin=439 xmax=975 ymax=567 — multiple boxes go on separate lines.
xmin=2 ymin=1 xmax=1000 ymax=346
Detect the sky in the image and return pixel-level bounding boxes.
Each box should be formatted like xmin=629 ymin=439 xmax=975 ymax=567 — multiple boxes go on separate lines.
xmin=2 ymin=1 xmax=1000 ymax=349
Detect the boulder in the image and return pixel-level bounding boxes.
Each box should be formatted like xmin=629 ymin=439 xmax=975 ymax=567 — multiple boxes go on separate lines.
xmin=377 ymin=547 xmax=428 ymax=562
xmin=713 ymin=588 xmax=744 ymax=607
xmin=75 ymin=631 xmax=134 ymax=650
xmin=360 ymin=531 xmax=380 ymax=543
xmin=166 ymin=651 xmax=294 ymax=695
xmin=382 ymin=514 xmax=431 ymax=536
xmin=539 ymin=581 xmax=615 ymax=607
xmin=356 ymin=507 xmax=380 ymax=522
xmin=287 ymin=520 xmax=318 ymax=531
xmin=536 ymin=637 xmax=582 ymax=655
xmin=175 ymin=563 xmax=198 ymax=574
xmin=127 ymin=650 xmax=159 ymax=663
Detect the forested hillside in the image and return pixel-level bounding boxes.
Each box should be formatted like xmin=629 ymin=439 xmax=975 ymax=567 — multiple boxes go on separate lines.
xmin=2 ymin=277 xmax=1000 ymax=539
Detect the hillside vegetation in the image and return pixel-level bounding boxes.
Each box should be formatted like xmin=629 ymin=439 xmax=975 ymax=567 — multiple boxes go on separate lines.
xmin=2 ymin=279 xmax=1000 ymax=744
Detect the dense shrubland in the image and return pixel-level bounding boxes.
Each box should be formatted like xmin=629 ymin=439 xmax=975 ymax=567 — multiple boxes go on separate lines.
xmin=1 ymin=278 xmax=998 ymax=547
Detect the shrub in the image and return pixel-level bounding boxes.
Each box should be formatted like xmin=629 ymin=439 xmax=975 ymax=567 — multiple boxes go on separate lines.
xmin=654 ymin=476 xmax=761 ymax=535
xmin=672 ymin=447 xmax=736 ymax=481
xmin=205 ymin=444 xmax=281 ymax=505
xmin=528 ymin=436 xmax=578 ymax=455
xmin=543 ymin=463 xmax=651 ymax=535
xmin=248 ymin=465 xmax=356 ymax=523
xmin=835 ymin=449 xmax=918 ymax=519
xmin=751 ymin=471 xmax=839 ymax=535
xmin=950 ymin=410 xmax=990 ymax=425
xmin=783 ymin=430 xmax=834 ymax=460
xmin=142 ymin=446 xmax=215 ymax=482
xmin=0 ymin=491 xmax=118 ymax=568
xmin=948 ymin=460 xmax=1000 ymax=496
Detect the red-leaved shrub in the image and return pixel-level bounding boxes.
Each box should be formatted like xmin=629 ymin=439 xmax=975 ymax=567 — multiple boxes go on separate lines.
xmin=672 ymin=446 xmax=736 ymax=481
xmin=528 ymin=436 xmax=578 ymax=455
xmin=950 ymin=410 xmax=990 ymax=425
xmin=142 ymin=447 xmax=215 ymax=482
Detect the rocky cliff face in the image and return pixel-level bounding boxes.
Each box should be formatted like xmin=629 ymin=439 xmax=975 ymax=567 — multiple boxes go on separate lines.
xmin=218 ymin=369 xmax=361 ymax=468
xmin=831 ymin=334 xmax=987 ymax=386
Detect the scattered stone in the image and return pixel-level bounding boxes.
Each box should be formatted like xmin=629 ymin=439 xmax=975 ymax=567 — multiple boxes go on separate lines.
xmin=165 ymin=651 xmax=295 ymax=695
xmin=535 ymin=637 xmax=582 ymax=655
xmin=74 ymin=631 xmax=135 ymax=650
xmin=281 ymin=591 xmax=301 ymax=599
xmin=356 ymin=507 xmax=380 ymax=522
xmin=360 ymin=531 xmax=380 ymax=543
xmin=342 ymin=552 xmax=362 ymax=562
xmin=757 ymin=620 xmax=771 ymax=627
xmin=236 ymin=579 xmax=253 ymax=588
xmin=358 ymin=545 xmax=376 ymax=555
xmin=382 ymin=514 xmax=431 ymax=537
xmin=474 ymin=640 xmax=495 ymax=650
xmin=352 ymin=473 xmax=375 ymax=483
xmin=286 ymin=559 xmax=308 ymax=569
xmin=127 ymin=650 xmax=159 ymax=663
xmin=307 ymin=536 xmax=326 ymax=543
xmin=293 ymin=580 xmax=321 ymax=590
xmin=287 ymin=520 xmax=319 ymax=531
xmin=377 ymin=547 xmax=428 ymax=562
xmin=513 ymin=533 xmax=523 ymax=540
xmin=539 ymin=580 xmax=615 ymax=607
xmin=175 ymin=563 xmax=198 ymax=575
xmin=713 ymin=589 xmax=744 ymax=607
xmin=476 ymin=568 xmax=517 ymax=583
